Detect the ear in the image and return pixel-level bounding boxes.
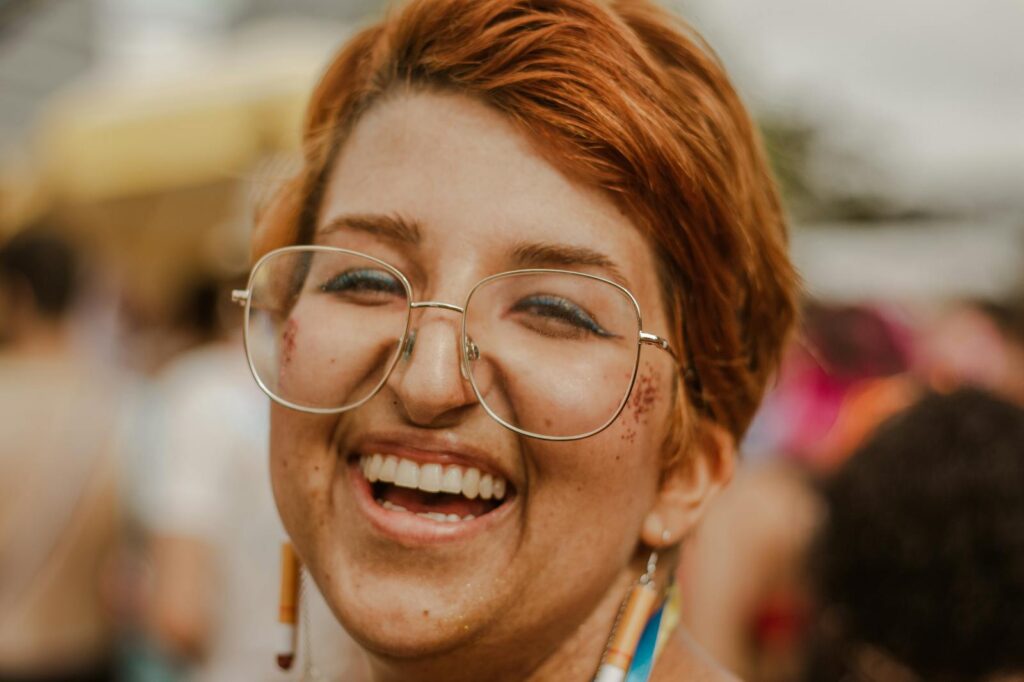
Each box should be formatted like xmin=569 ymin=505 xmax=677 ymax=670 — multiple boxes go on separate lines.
xmin=641 ymin=420 xmax=736 ymax=548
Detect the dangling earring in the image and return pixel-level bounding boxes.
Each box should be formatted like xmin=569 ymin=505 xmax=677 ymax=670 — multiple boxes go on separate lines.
xmin=593 ymin=551 xmax=660 ymax=682
xmin=276 ymin=542 xmax=300 ymax=670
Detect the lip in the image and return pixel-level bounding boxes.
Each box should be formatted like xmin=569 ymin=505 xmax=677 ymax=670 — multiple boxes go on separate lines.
xmin=349 ymin=430 xmax=517 ymax=484
xmin=347 ymin=457 xmax=517 ymax=546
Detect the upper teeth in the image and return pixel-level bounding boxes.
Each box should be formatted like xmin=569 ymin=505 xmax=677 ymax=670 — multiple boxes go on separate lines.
xmin=359 ymin=454 xmax=507 ymax=501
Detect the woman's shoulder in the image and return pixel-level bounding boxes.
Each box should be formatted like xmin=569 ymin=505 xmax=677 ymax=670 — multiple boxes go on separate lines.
xmin=651 ymin=627 xmax=743 ymax=682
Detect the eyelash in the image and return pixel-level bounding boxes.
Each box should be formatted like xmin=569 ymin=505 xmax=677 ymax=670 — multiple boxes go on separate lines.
xmin=320 ymin=269 xmax=404 ymax=295
xmin=511 ymin=294 xmax=614 ymax=338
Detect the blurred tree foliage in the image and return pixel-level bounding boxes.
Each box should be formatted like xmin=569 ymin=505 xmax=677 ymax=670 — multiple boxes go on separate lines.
xmin=760 ymin=118 xmax=941 ymax=225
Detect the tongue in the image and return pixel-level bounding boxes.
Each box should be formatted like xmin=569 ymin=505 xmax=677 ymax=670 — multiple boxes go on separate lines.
xmin=380 ymin=485 xmax=495 ymax=517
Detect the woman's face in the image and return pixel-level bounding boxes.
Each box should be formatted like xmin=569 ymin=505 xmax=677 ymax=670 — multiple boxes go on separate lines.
xmin=269 ymin=90 xmax=679 ymax=667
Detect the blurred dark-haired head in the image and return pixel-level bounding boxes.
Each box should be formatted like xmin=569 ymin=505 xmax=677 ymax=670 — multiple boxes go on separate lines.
xmin=0 ymin=227 xmax=79 ymax=330
xmin=807 ymin=388 xmax=1024 ymax=681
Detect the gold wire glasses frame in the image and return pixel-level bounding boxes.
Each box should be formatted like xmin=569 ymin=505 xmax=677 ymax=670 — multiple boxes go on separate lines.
xmin=232 ymin=245 xmax=680 ymax=442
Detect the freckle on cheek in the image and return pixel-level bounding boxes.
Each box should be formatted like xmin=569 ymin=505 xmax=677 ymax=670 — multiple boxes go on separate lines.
xmin=618 ymin=365 xmax=661 ymax=442
xmin=627 ymin=365 xmax=661 ymax=426
xmin=281 ymin=318 xmax=298 ymax=366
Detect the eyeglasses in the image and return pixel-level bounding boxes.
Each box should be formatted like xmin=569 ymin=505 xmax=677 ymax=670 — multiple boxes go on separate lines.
xmin=232 ymin=245 xmax=679 ymax=441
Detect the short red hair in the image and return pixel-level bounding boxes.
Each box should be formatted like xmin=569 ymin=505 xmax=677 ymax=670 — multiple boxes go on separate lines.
xmin=254 ymin=0 xmax=798 ymax=448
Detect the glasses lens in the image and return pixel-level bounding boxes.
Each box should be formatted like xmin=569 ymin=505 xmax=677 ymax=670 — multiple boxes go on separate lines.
xmin=246 ymin=247 xmax=410 ymax=411
xmin=464 ymin=271 xmax=641 ymax=439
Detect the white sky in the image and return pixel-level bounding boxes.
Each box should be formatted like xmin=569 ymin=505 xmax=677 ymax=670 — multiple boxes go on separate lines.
xmin=677 ymin=0 xmax=1024 ymax=213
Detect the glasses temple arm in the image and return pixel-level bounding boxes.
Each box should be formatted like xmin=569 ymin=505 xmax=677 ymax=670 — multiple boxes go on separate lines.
xmin=639 ymin=331 xmax=679 ymax=362
xmin=639 ymin=331 xmax=707 ymax=411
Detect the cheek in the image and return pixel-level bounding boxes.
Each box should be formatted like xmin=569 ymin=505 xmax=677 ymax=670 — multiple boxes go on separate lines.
xmin=269 ymin=406 xmax=339 ymax=555
xmin=278 ymin=299 xmax=402 ymax=409
xmin=534 ymin=365 xmax=670 ymax=530
xmin=517 ymin=408 xmax=662 ymax=612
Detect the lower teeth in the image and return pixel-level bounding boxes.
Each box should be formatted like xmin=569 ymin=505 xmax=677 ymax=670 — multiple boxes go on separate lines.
xmin=377 ymin=499 xmax=474 ymax=523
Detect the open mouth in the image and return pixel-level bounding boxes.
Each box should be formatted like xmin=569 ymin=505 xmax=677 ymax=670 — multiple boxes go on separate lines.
xmin=358 ymin=454 xmax=513 ymax=523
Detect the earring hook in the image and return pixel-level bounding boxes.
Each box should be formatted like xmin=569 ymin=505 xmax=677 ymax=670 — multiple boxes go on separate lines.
xmin=640 ymin=550 xmax=658 ymax=586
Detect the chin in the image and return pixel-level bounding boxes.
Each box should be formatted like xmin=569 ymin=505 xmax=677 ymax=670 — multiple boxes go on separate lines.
xmin=311 ymin=552 xmax=493 ymax=660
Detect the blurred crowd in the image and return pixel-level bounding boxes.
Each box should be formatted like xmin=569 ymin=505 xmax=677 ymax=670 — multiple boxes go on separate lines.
xmin=680 ymin=296 xmax=1024 ymax=681
xmin=0 ymin=225 xmax=357 ymax=682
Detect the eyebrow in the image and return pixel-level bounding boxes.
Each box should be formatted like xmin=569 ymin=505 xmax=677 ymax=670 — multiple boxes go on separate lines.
xmin=318 ymin=213 xmax=422 ymax=244
xmin=318 ymin=214 xmax=628 ymax=286
xmin=510 ymin=241 xmax=629 ymax=287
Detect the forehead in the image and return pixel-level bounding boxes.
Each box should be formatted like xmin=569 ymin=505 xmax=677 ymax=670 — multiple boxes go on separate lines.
xmin=318 ymin=90 xmax=661 ymax=303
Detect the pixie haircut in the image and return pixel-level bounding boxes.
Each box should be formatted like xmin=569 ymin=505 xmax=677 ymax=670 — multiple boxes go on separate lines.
xmin=253 ymin=0 xmax=799 ymax=453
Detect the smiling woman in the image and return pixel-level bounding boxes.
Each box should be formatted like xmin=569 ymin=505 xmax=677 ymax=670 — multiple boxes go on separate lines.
xmin=237 ymin=0 xmax=798 ymax=680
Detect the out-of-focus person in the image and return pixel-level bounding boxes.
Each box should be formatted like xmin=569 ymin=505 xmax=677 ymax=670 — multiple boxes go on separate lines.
xmin=682 ymin=302 xmax=919 ymax=682
xmin=743 ymin=302 xmax=917 ymax=469
xmin=805 ymin=388 xmax=1024 ymax=681
xmin=116 ymin=275 xmax=226 ymax=379
xmin=0 ymin=228 xmax=124 ymax=680
xmin=138 ymin=274 xmax=360 ymax=681
xmin=918 ymin=297 xmax=1024 ymax=406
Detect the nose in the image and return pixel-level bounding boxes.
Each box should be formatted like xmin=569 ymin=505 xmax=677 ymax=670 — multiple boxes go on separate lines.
xmin=387 ymin=308 xmax=478 ymax=427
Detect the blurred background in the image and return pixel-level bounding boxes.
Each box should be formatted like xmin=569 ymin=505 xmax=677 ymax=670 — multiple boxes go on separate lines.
xmin=0 ymin=0 xmax=1021 ymax=680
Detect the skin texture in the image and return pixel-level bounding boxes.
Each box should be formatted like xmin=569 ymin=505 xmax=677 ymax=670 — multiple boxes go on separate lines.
xmin=269 ymin=90 xmax=735 ymax=682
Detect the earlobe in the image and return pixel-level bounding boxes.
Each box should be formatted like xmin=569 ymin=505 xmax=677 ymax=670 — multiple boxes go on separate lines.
xmin=640 ymin=420 xmax=736 ymax=547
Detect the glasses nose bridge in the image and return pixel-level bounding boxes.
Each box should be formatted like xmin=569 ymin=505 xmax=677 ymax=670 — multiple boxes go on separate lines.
xmin=406 ymin=300 xmax=475 ymax=379
xmin=410 ymin=300 xmax=465 ymax=315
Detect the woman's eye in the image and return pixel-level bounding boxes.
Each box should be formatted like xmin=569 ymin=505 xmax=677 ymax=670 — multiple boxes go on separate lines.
xmin=319 ymin=268 xmax=404 ymax=301
xmin=509 ymin=294 xmax=615 ymax=339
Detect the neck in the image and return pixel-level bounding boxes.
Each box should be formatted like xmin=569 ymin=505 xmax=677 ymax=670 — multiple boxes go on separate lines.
xmin=366 ymin=554 xmax=662 ymax=682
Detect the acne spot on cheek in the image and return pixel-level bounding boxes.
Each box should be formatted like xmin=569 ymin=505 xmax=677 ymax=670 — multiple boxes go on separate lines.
xmin=423 ymin=610 xmax=430 ymax=618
